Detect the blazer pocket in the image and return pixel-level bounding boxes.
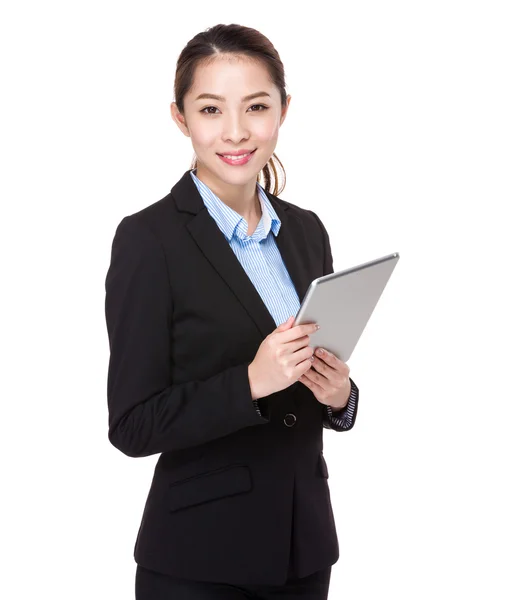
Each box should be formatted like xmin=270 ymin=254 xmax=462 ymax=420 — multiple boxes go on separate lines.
xmin=318 ymin=453 xmax=329 ymax=479
xmin=167 ymin=464 xmax=252 ymax=513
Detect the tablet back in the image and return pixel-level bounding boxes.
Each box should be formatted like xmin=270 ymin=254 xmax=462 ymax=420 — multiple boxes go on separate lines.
xmin=294 ymin=253 xmax=400 ymax=362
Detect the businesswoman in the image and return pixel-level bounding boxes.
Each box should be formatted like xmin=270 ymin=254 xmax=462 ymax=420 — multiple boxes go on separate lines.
xmin=105 ymin=23 xmax=359 ymax=600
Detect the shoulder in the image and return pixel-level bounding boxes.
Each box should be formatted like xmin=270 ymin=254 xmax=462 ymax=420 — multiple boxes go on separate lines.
xmin=120 ymin=191 xmax=174 ymax=230
xmin=110 ymin=190 xmax=182 ymax=249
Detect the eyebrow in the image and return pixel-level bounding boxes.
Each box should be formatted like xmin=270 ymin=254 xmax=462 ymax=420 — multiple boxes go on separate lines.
xmin=194 ymin=91 xmax=271 ymax=103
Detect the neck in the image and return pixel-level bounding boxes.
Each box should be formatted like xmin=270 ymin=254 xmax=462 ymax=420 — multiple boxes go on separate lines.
xmin=194 ymin=166 xmax=261 ymax=220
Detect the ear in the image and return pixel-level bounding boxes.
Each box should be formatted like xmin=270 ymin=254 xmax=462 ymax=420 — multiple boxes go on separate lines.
xmin=280 ymin=95 xmax=291 ymax=127
xmin=171 ymin=102 xmax=191 ymax=137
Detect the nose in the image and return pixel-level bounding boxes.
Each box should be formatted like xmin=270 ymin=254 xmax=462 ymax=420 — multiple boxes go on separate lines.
xmin=221 ymin=111 xmax=250 ymax=144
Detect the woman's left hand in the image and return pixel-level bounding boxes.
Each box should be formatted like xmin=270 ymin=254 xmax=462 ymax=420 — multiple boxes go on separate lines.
xmin=298 ymin=347 xmax=351 ymax=410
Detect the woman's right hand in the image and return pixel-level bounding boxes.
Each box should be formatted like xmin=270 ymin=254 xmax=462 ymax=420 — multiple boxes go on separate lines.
xmin=248 ymin=316 xmax=319 ymax=400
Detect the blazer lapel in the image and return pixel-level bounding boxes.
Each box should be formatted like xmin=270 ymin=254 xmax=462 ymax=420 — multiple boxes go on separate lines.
xmin=170 ymin=170 xmax=314 ymax=340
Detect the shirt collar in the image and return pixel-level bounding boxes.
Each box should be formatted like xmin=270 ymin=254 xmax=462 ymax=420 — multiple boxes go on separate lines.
xmin=190 ymin=169 xmax=281 ymax=243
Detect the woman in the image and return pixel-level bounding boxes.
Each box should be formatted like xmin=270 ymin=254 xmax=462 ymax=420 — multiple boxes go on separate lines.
xmin=105 ymin=23 xmax=359 ymax=600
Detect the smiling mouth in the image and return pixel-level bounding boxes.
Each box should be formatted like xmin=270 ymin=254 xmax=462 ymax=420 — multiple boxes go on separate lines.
xmin=216 ymin=149 xmax=257 ymax=166
xmin=217 ymin=150 xmax=256 ymax=160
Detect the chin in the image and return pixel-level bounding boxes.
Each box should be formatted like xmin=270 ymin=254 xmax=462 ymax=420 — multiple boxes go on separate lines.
xmin=216 ymin=162 xmax=259 ymax=181
xmin=218 ymin=173 xmax=257 ymax=187
xmin=198 ymin=152 xmax=266 ymax=185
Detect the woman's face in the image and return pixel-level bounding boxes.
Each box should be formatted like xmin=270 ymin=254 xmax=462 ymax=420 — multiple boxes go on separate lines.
xmin=171 ymin=54 xmax=290 ymax=190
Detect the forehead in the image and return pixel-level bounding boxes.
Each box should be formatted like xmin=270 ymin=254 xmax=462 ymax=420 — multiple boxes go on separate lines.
xmin=189 ymin=54 xmax=276 ymax=97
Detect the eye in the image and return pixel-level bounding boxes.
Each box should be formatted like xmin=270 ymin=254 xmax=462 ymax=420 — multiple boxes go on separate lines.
xmin=200 ymin=104 xmax=269 ymax=115
xmin=200 ymin=106 xmax=220 ymax=115
xmin=248 ymin=104 xmax=269 ymax=112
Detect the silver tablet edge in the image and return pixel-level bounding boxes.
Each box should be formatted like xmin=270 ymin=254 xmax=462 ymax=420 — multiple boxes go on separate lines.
xmin=293 ymin=252 xmax=400 ymax=327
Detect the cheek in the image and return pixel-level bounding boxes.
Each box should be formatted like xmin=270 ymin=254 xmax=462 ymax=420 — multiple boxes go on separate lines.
xmin=191 ymin=130 xmax=217 ymax=151
xmin=255 ymin=120 xmax=280 ymax=143
xmin=187 ymin=119 xmax=220 ymax=150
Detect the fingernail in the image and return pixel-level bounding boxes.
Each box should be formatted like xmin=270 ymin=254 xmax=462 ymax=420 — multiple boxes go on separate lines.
xmin=317 ymin=348 xmax=324 ymax=355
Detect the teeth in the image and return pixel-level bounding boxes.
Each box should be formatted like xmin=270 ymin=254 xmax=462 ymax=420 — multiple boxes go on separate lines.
xmin=222 ymin=152 xmax=251 ymax=160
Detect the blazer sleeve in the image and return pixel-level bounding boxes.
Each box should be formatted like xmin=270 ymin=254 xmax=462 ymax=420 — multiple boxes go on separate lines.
xmin=308 ymin=210 xmax=360 ymax=432
xmin=105 ymin=216 xmax=269 ymax=458
xmin=323 ymin=378 xmax=359 ymax=431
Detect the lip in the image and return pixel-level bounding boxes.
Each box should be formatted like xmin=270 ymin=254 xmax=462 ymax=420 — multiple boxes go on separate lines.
xmin=217 ymin=149 xmax=256 ymax=157
xmin=217 ymin=149 xmax=256 ymax=166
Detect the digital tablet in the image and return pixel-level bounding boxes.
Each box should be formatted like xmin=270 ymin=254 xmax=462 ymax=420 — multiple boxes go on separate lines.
xmin=293 ymin=252 xmax=400 ymax=362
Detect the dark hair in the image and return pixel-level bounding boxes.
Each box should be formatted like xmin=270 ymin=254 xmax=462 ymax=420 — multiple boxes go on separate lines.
xmin=173 ymin=23 xmax=287 ymax=196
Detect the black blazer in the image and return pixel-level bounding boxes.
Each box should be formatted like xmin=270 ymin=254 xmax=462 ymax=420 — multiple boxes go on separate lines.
xmin=105 ymin=169 xmax=359 ymax=586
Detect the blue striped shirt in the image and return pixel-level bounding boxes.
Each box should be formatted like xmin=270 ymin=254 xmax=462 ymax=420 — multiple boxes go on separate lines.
xmin=190 ymin=169 xmax=357 ymax=430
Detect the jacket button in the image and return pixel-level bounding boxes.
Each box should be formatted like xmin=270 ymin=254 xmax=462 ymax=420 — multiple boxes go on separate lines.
xmin=283 ymin=413 xmax=297 ymax=427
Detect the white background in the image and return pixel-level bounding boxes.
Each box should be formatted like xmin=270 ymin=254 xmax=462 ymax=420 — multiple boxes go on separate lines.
xmin=1 ymin=1 xmax=505 ymax=598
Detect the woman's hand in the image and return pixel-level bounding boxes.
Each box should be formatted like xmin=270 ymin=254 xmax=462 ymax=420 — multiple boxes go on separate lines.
xmin=248 ymin=316 xmax=319 ymax=400
xmin=298 ymin=347 xmax=351 ymax=410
